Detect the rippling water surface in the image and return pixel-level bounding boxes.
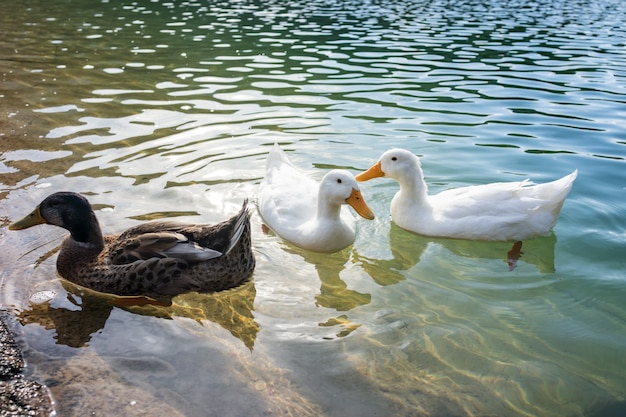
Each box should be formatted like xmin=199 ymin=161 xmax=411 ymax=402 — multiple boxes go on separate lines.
xmin=1 ymin=0 xmax=625 ymax=416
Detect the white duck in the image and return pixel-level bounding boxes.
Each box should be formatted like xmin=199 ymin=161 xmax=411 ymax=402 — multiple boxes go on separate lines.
xmin=258 ymin=144 xmax=375 ymax=252
xmin=356 ymin=148 xmax=577 ymax=241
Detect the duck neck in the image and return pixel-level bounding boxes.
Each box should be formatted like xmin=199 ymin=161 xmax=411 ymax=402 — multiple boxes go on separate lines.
xmin=317 ymin=199 xmax=342 ymax=223
xmin=67 ymin=211 xmax=105 ymax=250
xmin=56 ymin=214 xmax=105 ymax=279
xmin=397 ymin=166 xmax=429 ymax=205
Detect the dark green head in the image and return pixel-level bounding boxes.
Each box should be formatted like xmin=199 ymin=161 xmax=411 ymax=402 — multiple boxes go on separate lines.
xmin=10 ymin=192 xmax=103 ymax=244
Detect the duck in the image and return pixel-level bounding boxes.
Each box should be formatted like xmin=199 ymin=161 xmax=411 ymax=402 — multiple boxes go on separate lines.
xmin=356 ymin=148 xmax=577 ymax=241
xmin=10 ymin=192 xmax=255 ymax=305
xmin=258 ymin=144 xmax=375 ymax=252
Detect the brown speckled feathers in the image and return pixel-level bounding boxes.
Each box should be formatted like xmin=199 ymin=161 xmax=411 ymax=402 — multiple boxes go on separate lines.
xmin=10 ymin=192 xmax=255 ymax=303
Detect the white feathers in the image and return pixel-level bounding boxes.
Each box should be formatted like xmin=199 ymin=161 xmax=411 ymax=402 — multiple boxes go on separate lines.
xmin=358 ymin=148 xmax=577 ymax=241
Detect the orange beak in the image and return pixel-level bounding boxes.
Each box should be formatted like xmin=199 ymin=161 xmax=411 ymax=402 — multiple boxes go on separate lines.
xmin=346 ymin=188 xmax=375 ymax=220
xmin=355 ymin=161 xmax=384 ymax=182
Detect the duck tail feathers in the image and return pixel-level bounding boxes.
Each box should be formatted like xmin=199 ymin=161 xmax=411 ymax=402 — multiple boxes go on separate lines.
xmin=224 ymin=199 xmax=251 ymax=256
xmin=548 ymin=169 xmax=577 ymax=201
xmin=266 ymin=143 xmax=294 ymax=170
xmin=528 ymin=169 xmax=577 ymax=201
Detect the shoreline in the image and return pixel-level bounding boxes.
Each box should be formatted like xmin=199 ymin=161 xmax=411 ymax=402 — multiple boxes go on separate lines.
xmin=0 ymin=311 xmax=54 ymax=416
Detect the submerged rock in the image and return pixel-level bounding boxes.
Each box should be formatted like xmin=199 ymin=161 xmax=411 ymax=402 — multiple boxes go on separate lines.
xmin=0 ymin=319 xmax=23 ymax=378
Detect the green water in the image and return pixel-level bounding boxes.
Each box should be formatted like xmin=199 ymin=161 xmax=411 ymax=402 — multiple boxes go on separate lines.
xmin=1 ymin=0 xmax=625 ymax=416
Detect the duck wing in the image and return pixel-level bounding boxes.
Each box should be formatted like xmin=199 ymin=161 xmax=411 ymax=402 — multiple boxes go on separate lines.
xmin=98 ymin=200 xmax=252 ymax=299
xmin=110 ymin=200 xmax=251 ymax=264
xmin=258 ymin=149 xmax=319 ymax=230
xmin=109 ymin=231 xmax=222 ymax=264
xmin=176 ymin=199 xmax=252 ymax=256
xmin=431 ymin=180 xmax=539 ymax=221
xmin=433 ymin=170 xmax=577 ymax=222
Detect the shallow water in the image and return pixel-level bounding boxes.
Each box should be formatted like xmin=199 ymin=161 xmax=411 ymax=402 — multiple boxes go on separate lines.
xmin=1 ymin=0 xmax=625 ymax=416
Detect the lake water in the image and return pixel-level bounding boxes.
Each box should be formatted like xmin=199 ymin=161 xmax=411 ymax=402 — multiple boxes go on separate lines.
xmin=1 ymin=0 xmax=625 ymax=416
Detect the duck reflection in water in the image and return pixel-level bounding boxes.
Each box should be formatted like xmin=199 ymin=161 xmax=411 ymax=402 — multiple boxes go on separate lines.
xmin=355 ymin=148 xmax=574 ymax=273
xmin=303 ymin=250 xmax=371 ymax=312
xmin=16 ymin=279 xmax=259 ymax=350
xmin=354 ymin=222 xmax=558 ymax=284
xmin=266 ymin=239 xmax=371 ymax=310
xmin=264 ymin=239 xmax=371 ymax=338
xmin=10 ymin=192 xmax=259 ymax=349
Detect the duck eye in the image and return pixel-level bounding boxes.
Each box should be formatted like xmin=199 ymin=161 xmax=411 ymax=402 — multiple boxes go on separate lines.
xmin=391 ymin=157 xmax=397 ymax=161
xmin=337 ymin=178 xmax=342 ymax=184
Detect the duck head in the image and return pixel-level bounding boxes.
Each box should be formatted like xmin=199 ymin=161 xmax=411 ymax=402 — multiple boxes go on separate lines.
xmin=10 ymin=192 xmax=104 ymax=245
xmin=356 ymin=148 xmax=423 ymax=183
xmin=319 ymin=170 xmax=375 ymax=220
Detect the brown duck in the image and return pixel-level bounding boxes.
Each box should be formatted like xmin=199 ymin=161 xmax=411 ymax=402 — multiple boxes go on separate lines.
xmin=10 ymin=192 xmax=255 ymax=305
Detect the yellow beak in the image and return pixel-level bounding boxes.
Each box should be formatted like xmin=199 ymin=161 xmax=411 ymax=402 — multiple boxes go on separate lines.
xmin=355 ymin=161 xmax=384 ymax=182
xmin=9 ymin=206 xmax=46 ymax=230
xmin=346 ymin=188 xmax=375 ymax=220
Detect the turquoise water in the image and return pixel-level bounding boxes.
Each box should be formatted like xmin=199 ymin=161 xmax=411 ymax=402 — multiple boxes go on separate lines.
xmin=1 ymin=0 xmax=625 ymax=415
